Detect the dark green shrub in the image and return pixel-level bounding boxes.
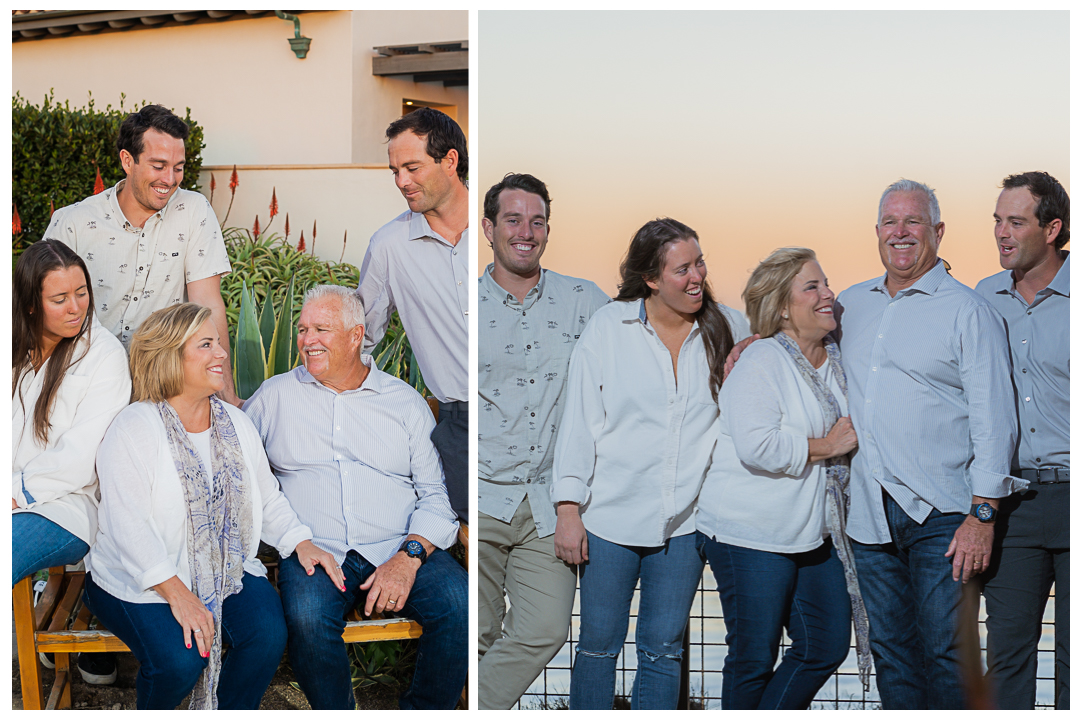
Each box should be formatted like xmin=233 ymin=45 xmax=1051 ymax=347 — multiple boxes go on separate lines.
xmin=12 ymin=90 xmax=204 ymax=256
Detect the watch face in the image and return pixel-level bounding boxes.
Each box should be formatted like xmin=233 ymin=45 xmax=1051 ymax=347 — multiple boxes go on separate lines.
xmin=976 ymin=504 xmax=994 ymax=521
xmin=405 ymin=540 xmax=424 ymax=556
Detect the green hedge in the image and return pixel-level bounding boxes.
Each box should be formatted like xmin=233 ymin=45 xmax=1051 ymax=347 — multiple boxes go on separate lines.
xmin=12 ymin=91 xmax=205 ymax=256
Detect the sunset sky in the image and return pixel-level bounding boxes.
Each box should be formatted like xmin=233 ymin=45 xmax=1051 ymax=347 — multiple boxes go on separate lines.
xmin=477 ymin=11 xmax=1070 ymax=310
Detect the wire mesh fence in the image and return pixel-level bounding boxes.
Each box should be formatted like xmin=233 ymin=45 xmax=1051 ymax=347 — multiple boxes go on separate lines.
xmin=514 ymin=570 xmax=1059 ymax=710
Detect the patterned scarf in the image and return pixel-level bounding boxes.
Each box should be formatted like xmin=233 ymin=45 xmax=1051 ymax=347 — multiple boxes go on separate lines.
xmin=157 ymin=397 xmax=253 ymax=709
xmin=774 ymin=331 xmax=872 ymax=690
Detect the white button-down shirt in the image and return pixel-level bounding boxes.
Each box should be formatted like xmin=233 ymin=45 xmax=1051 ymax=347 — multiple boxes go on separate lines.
xmin=551 ymin=299 xmax=751 ymax=547
xmin=357 ymin=211 xmax=469 ymax=403
xmin=45 ymin=182 xmax=231 ymax=349
xmin=12 ymin=317 xmax=130 ymax=544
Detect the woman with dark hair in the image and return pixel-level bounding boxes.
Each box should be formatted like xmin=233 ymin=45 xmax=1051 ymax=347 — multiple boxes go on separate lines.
xmin=551 ymin=218 xmax=751 ymax=709
xmin=12 ymin=239 xmax=130 ymax=588
xmin=84 ymin=303 xmax=345 ymax=710
xmin=696 ymin=247 xmax=870 ymax=709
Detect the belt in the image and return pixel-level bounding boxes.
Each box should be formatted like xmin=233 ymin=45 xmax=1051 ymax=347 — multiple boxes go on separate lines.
xmin=437 ymin=400 xmax=469 ymax=418
xmin=1016 ymin=467 xmax=1069 ymax=484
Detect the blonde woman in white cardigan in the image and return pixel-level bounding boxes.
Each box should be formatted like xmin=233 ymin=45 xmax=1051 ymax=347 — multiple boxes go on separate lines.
xmin=12 ymin=240 xmax=130 ymax=587
xmin=84 ymin=303 xmax=345 ymax=710
xmin=696 ymin=247 xmax=870 ymax=709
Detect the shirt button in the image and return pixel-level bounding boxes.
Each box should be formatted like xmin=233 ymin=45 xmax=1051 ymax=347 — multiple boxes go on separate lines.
xmin=336 ymin=454 xmax=342 ymax=459
xmin=1025 ymin=397 xmax=1031 ymax=402
xmin=458 ymin=281 xmax=462 ymax=285
xmin=531 ymin=412 xmax=536 ymax=417
xmin=1037 ymin=457 xmax=1041 ymax=462
xmin=530 ymin=379 xmax=534 ymax=384
xmin=527 ymin=345 xmax=532 ymax=349
xmin=872 ymin=367 xmax=877 ymax=371
xmin=133 ymin=296 xmax=138 ymax=301
xmin=878 ymin=334 xmax=883 ymax=338
xmin=1022 ymin=339 xmax=1027 ymax=343
xmin=866 ymin=399 xmax=872 ymax=403
xmin=125 ymin=326 xmax=130 ymax=330
xmin=530 ymin=446 xmax=535 ymax=451
xmin=1022 ymin=368 xmax=1027 ymax=373
xmin=522 ymin=312 xmax=526 ymax=317
xmin=336 ymin=426 xmax=341 ymax=430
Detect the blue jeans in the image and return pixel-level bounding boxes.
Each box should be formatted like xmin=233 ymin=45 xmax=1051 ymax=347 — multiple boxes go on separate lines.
xmin=700 ymin=534 xmax=851 ymax=709
xmin=12 ymin=512 xmax=90 ymax=587
xmin=277 ymin=548 xmax=468 ymax=710
xmin=850 ymin=492 xmax=966 ymax=709
xmin=570 ymin=531 xmax=704 ymax=710
xmin=83 ymin=571 xmax=287 ymax=709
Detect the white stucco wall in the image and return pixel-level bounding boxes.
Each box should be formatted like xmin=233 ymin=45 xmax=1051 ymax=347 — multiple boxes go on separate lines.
xmin=197 ymin=165 xmax=410 ymax=268
xmin=13 ymin=11 xmax=355 ymax=165
xmin=349 ymin=10 xmax=470 ymax=165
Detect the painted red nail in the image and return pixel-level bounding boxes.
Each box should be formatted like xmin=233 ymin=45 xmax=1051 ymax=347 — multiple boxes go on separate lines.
xmin=187 ymin=644 xmax=191 ymax=649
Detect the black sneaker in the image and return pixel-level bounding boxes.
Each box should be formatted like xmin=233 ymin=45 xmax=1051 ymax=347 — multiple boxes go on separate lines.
xmin=77 ymin=652 xmax=117 ymax=685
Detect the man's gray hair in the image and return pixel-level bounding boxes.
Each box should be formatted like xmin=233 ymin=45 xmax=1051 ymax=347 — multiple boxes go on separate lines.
xmin=303 ymin=285 xmax=366 ymax=329
xmin=878 ymin=179 xmax=941 ymax=226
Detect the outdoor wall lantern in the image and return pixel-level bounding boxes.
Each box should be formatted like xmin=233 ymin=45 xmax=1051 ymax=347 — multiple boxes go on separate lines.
xmin=274 ymin=11 xmax=311 ymax=59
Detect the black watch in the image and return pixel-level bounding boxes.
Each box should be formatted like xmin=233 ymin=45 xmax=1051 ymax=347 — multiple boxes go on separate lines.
xmin=969 ymin=502 xmax=997 ymax=523
xmin=400 ymin=539 xmax=428 ymax=565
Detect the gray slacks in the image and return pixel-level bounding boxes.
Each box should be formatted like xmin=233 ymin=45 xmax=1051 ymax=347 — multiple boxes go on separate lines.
xmin=983 ymin=482 xmax=1069 ymax=709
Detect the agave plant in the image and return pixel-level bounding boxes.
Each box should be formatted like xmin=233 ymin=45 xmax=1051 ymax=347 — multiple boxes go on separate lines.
xmin=232 ymin=276 xmax=299 ymax=399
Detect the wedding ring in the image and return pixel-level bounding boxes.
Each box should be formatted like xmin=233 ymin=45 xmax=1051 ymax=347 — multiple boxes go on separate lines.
xmin=387 ymin=600 xmax=397 ymax=605
xmin=193 ymin=629 xmax=203 ymax=633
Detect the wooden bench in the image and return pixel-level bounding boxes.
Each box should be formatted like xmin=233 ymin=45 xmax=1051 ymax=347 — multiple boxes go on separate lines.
xmin=14 ymin=523 xmax=469 ymax=710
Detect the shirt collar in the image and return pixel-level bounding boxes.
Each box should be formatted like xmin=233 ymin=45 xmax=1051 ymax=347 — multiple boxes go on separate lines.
xmin=1046 ymin=251 xmax=1070 ymax=297
xmin=109 ymin=179 xmax=169 ymax=230
xmin=871 ymin=258 xmax=949 ymax=297
xmin=407 ymin=210 xmax=468 ymax=248
xmin=294 ymin=353 xmax=391 ymax=394
xmin=480 ymin=263 xmax=546 ymax=309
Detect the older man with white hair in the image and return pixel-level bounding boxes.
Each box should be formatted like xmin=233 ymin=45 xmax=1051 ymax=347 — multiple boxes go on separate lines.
xmin=834 ymin=179 xmax=1025 ymax=709
xmin=243 ymin=284 xmax=466 ymax=710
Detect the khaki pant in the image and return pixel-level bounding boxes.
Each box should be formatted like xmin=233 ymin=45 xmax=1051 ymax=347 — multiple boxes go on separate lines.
xmin=477 ymin=496 xmax=577 ymax=709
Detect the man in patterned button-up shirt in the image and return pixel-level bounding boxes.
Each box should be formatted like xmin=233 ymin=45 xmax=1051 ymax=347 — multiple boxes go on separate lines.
xmin=477 ymin=174 xmax=609 ymax=709
xmin=45 ymin=104 xmax=237 ymax=404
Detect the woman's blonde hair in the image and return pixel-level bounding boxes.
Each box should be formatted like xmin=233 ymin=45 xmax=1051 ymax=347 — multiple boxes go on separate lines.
xmin=742 ymin=247 xmax=818 ymax=338
xmin=129 ymin=303 xmax=214 ymax=403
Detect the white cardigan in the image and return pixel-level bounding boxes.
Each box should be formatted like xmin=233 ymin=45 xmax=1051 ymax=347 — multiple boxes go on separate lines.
xmin=12 ymin=317 xmax=130 ymax=544
xmin=696 ymin=337 xmax=848 ymax=553
xmin=86 ymin=401 xmax=313 ymax=604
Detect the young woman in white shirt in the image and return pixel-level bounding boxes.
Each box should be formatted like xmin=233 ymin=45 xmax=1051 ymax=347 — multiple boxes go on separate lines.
xmin=83 ymin=303 xmax=345 ymax=710
xmin=696 ymin=247 xmax=870 ymax=709
xmin=551 ymin=218 xmax=750 ymax=709
xmin=12 ymin=240 xmax=130 ymax=586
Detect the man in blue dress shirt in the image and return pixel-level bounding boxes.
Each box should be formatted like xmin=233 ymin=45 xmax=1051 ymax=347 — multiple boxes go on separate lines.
xmin=975 ymin=172 xmax=1069 ymax=710
xmin=356 ymin=108 xmax=470 ymax=523
xmin=244 ymin=285 xmax=466 ymax=710
xmin=835 ymin=179 xmax=1025 ymax=709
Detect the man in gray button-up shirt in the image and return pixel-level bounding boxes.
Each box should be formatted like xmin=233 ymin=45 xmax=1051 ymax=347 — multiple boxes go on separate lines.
xmin=357 ymin=108 xmax=470 ymax=522
xmin=477 ymin=174 xmax=609 ymax=709
xmin=835 ymin=179 xmax=1024 ymax=709
xmin=975 ymin=172 xmax=1069 ymax=710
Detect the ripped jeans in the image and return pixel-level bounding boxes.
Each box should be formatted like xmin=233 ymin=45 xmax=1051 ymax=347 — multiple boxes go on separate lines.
xmin=570 ymin=531 xmax=704 ymax=709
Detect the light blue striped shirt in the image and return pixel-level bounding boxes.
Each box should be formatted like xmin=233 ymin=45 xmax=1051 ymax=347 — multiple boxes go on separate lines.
xmin=357 ymin=211 xmax=469 ymax=403
xmin=975 ymin=253 xmax=1069 ymax=471
xmin=836 ymin=260 xmax=1027 ymax=545
xmin=243 ymin=357 xmax=459 ymax=566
